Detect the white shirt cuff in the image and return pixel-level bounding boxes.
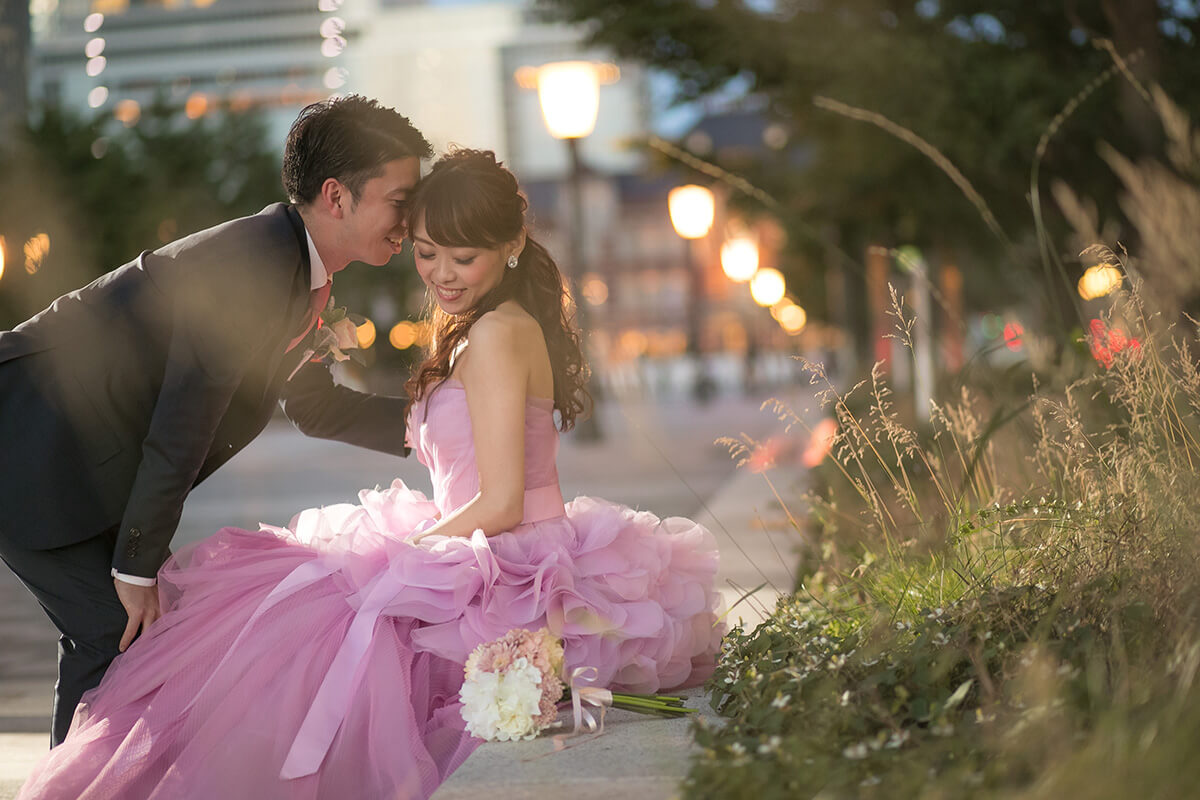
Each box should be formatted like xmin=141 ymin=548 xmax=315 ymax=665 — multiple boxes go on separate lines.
xmin=112 ymin=569 xmax=157 ymax=587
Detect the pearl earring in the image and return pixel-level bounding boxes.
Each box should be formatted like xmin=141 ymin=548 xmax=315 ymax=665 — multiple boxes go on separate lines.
xmin=506 ymin=255 xmax=518 ymax=269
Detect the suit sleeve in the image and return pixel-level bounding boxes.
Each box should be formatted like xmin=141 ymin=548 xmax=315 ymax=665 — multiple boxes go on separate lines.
xmin=279 ymin=361 xmax=411 ymax=458
xmin=111 ymin=265 xmax=271 ymax=579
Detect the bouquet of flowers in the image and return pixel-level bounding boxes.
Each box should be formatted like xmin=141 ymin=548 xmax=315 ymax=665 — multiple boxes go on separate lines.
xmin=459 ymin=627 xmax=694 ymax=743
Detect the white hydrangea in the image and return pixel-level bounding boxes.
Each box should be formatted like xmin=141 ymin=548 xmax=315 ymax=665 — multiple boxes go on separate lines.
xmin=459 ymin=657 xmax=545 ymax=741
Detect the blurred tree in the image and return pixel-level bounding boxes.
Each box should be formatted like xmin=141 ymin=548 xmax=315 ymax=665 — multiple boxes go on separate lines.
xmin=537 ymin=0 xmax=1199 ymax=346
xmin=0 ymin=0 xmax=29 ymax=143
xmin=0 ymin=100 xmax=281 ymax=329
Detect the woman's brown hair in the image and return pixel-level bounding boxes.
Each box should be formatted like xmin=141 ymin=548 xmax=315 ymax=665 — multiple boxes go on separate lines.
xmin=403 ymin=149 xmax=590 ymax=430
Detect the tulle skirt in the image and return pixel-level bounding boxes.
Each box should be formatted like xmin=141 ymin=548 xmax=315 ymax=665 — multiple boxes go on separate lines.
xmin=18 ymin=480 xmax=723 ymax=799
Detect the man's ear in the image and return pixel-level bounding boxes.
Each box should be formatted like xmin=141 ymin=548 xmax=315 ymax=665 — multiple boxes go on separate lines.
xmin=319 ymin=178 xmax=347 ymax=220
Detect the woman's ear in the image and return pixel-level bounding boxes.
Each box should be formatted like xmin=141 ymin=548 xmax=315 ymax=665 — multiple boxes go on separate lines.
xmin=509 ymin=228 xmax=527 ymax=261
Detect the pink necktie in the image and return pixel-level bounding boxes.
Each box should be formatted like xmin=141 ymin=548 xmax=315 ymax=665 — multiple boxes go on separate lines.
xmin=286 ymin=280 xmax=332 ymax=353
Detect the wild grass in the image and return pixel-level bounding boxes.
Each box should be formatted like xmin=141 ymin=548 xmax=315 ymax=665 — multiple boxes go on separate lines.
xmin=684 ymin=80 xmax=1200 ymax=799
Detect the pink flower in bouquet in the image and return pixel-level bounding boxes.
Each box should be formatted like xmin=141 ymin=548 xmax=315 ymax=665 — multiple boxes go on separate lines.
xmin=461 ymin=628 xmax=565 ymax=740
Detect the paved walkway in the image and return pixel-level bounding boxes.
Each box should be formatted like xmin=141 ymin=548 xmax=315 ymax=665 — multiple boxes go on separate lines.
xmin=0 ymin=388 xmax=810 ymax=798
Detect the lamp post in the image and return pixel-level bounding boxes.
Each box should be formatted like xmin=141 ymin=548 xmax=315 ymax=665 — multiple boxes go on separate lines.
xmin=523 ymin=60 xmax=616 ymax=440
xmin=668 ymin=184 xmax=717 ymax=403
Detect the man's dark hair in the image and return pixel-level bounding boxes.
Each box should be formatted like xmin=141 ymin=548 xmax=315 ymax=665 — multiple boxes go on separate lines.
xmin=282 ymin=95 xmax=433 ymax=206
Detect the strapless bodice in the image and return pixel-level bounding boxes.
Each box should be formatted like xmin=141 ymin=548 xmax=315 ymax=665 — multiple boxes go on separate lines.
xmin=407 ymin=379 xmax=563 ymax=523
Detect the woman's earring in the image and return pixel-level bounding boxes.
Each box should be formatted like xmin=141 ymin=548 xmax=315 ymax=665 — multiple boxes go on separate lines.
xmin=506 ymin=255 xmax=519 ymax=269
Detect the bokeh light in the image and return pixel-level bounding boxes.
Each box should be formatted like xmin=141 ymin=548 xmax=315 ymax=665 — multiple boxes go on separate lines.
xmin=84 ymin=13 xmax=104 ymax=33
xmin=779 ymin=303 xmax=807 ymax=334
xmin=535 ymin=62 xmax=601 ymax=139
xmin=802 ymin=418 xmax=839 ymax=468
xmin=319 ymin=17 xmax=346 ymax=38
xmin=0 ymin=236 xmax=6 ymax=282
xmin=24 ymin=234 xmax=50 ymax=275
xmin=582 ymin=275 xmax=609 ymax=306
xmin=1078 ymin=263 xmax=1123 ymax=301
xmin=1003 ymin=321 xmax=1024 ymax=351
xmin=321 ymin=36 xmax=347 ymax=58
xmin=85 ymin=56 xmax=107 ymax=77
xmin=185 ymin=93 xmax=209 ymax=119
xmin=323 ymin=67 xmax=348 ymax=90
xmin=114 ymin=99 xmax=141 ymax=126
xmin=750 ymin=268 xmax=786 ymax=307
xmin=619 ymin=329 xmax=649 ymax=359
xmin=720 ymin=236 xmax=759 ymax=282
xmin=667 ymin=185 xmax=715 ymax=240
xmin=356 ymin=319 xmax=377 ymax=349
xmin=85 ymin=37 xmax=106 ymax=58
xmin=981 ymin=312 xmax=1003 ymax=339
xmin=389 ymin=321 xmax=418 ymax=350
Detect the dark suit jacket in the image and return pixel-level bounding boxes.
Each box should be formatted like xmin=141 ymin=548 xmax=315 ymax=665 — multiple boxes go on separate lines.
xmin=0 ymin=204 xmax=410 ymax=578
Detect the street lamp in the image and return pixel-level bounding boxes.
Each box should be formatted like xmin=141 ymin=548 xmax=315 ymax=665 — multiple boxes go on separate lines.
xmin=750 ymin=267 xmax=786 ymax=307
xmin=720 ymin=236 xmax=759 ymax=283
xmin=668 ymin=184 xmax=716 ymax=402
xmin=520 ymin=60 xmax=618 ymax=440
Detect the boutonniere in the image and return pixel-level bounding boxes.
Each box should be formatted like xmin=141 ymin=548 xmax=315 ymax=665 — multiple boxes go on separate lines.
xmin=288 ymin=295 xmax=372 ymax=380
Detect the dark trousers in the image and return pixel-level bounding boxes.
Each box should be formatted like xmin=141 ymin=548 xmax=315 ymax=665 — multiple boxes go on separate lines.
xmin=0 ymin=527 xmax=126 ymax=746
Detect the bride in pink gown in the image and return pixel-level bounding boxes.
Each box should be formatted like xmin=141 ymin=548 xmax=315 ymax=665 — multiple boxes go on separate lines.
xmin=18 ymin=149 xmax=723 ymax=800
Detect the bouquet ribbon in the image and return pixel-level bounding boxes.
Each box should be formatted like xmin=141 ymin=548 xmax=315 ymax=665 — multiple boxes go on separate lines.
xmin=554 ymin=666 xmax=612 ymax=750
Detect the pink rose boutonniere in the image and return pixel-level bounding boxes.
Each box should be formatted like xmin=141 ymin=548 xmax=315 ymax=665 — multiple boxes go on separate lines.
xmin=288 ymin=295 xmax=372 ymax=380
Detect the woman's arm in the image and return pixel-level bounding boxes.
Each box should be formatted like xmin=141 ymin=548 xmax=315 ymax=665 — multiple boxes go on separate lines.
xmin=413 ymin=313 xmax=529 ymax=541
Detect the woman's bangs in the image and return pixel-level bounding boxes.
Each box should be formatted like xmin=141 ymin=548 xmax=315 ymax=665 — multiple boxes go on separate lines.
xmin=417 ymin=176 xmax=503 ymax=249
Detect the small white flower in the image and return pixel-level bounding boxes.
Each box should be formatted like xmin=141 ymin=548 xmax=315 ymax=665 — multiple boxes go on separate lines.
xmin=932 ymin=721 xmax=955 ymax=737
xmin=842 ymin=742 xmax=870 ymax=760
xmin=771 ymin=693 xmax=792 ymax=709
xmin=885 ymin=729 xmax=910 ymax=749
xmin=757 ymin=736 xmax=782 ymax=755
xmin=729 ymin=742 xmax=747 ymax=756
xmin=860 ymin=775 xmax=882 ymax=787
xmin=839 ymin=690 xmax=851 ymax=706
xmin=459 ymin=657 xmax=545 ymax=742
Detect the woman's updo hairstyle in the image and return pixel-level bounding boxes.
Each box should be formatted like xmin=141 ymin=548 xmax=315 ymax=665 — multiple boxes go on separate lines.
xmin=403 ymin=148 xmax=590 ymax=430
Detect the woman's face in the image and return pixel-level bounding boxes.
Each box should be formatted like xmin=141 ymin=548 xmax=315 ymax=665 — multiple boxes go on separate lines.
xmin=411 ymin=215 xmax=518 ymax=315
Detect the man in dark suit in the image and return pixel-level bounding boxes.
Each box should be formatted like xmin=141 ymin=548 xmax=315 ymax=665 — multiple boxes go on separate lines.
xmin=0 ymin=95 xmax=433 ymax=745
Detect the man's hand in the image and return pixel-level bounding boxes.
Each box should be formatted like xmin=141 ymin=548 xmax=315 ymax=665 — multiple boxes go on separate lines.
xmin=114 ymin=580 xmax=162 ymax=652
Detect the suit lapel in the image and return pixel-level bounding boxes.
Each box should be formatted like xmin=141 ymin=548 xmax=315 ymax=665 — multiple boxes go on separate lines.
xmin=262 ymin=205 xmax=315 ymax=398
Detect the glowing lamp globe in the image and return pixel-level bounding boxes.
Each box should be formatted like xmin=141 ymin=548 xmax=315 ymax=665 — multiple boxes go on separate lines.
xmin=720 ymin=237 xmax=759 ymax=282
xmin=750 ymin=267 xmax=786 ymax=307
xmin=668 ymin=185 xmax=715 ymax=240
xmin=535 ymin=62 xmax=600 ymax=140
xmin=779 ymin=304 xmax=807 ymax=334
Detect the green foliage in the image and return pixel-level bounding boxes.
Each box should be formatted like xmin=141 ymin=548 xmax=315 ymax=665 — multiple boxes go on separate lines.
xmin=683 ymin=85 xmax=1200 ymax=795
xmin=0 ymin=100 xmax=281 ymax=328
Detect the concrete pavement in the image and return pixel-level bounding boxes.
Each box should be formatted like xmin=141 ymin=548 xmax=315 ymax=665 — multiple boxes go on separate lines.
xmin=0 ymin=387 xmax=811 ymax=798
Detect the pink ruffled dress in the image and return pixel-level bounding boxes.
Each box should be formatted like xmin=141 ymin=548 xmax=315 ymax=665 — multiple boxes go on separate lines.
xmin=19 ymin=379 xmax=724 ymax=800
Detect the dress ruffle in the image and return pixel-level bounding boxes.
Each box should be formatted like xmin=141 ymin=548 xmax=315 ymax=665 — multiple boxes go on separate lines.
xmin=19 ymin=480 xmax=723 ymax=800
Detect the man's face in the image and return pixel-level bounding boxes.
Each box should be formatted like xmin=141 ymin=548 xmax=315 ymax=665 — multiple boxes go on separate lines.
xmin=338 ymin=157 xmax=421 ymax=268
